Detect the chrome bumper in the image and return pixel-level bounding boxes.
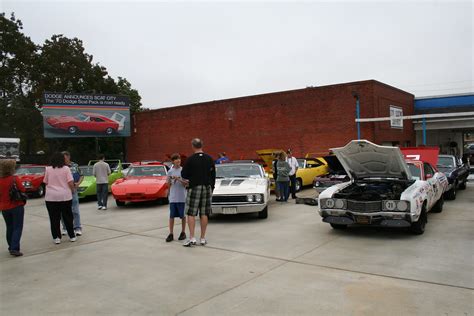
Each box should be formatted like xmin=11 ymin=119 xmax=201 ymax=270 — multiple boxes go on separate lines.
xmin=211 ymin=203 xmax=267 ymax=214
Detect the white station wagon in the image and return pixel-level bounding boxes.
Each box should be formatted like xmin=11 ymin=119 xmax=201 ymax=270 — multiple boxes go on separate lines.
xmin=211 ymin=163 xmax=270 ymax=219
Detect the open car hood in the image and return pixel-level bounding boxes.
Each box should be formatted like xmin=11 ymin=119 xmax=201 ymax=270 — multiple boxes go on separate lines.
xmin=256 ymin=149 xmax=282 ymax=172
xmin=332 ymin=140 xmax=412 ymax=180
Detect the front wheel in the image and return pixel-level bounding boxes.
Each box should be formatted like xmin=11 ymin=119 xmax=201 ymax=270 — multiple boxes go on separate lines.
xmin=115 ymin=200 xmax=125 ymax=206
xmin=459 ymin=179 xmax=467 ymax=190
xmin=410 ymin=209 xmax=427 ymax=235
xmin=257 ymin=206 xmax=268 ymax=219
xmin=444 ymin=184 xmax=456 ymax=200
xmin=36 ymin=184 xmax=45 ymax=197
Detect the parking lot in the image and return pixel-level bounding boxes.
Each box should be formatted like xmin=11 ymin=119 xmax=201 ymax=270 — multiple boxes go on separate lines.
xmin=1 ymin=185 xmax=473 ymax=315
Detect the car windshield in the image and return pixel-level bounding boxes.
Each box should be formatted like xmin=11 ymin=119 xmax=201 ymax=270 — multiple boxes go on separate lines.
xmin=216 ymin=164 xmax=262 ymax=178
xmin=408 ymin=163 xmax=421 ymax=180
xmin=127 ymin=166 xmax=167 ymax=177
xmin=15 ymin=167 xmax=45 ymax=175
xmin=76 ymin=113 xmax=89 ymax=121
xmin=437 ymin=157 xmax=454 ymax=168
xmin=79 ymin=166 xmax=94 ymax=176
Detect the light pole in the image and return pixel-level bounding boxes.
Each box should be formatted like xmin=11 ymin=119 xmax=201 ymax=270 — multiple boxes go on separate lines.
xmin=352 ymin=92 xmax=361 ymax=139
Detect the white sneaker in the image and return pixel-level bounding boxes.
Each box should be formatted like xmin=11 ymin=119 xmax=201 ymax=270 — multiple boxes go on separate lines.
xmin=61 ymin=229 xmax=67 ymax=236
xmin=70 ymin=237 xmax=77 ymax=242
xmin=54 ymin=238 xmax=61 ymax=244
xmin=74 ymin=228 xmax=82 ymax=236
xmin=200 ymin=238 xmax=207 ymax=246
xmin=183 ymin=238 xmax=197 ymax=247
xmin=101 ymin=206 xmax=107 ymax=210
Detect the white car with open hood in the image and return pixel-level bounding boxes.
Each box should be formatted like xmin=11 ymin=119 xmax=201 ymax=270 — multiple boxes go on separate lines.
xmin=318 ymin=140 xmax=448 ymax=234
xmin=212 ymin=163 xmax=270 ymax=219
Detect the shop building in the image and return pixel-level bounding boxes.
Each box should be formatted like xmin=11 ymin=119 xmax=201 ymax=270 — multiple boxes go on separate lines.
xmin=414 ymin=93 xmax=474 ymax=156
xmin=127 ymin=80 xmax=415 ymax=161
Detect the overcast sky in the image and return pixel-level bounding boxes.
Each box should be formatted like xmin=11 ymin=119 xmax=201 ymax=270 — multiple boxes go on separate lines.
xmin=3 ymin=0 xmax=473 ymax=109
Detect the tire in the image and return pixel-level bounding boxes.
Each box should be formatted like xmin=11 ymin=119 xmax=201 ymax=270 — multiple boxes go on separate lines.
xmin=444 ymin=184 xmax=457 ymax=200
xmin=410 ymin=206 xmax=427 ymax=235
xmin=115 ymin=200 xmax=125 ymax=206
xmin=459 ymin=179 xmax=466 ymax=190
xmin=257 ymin=206 xmax=268 ymax=219
xmin=36 ymin=184 xmax=45 ymax=197
xmin=68 ymin=126 xmax=78 ymax=134
xmin=330 ymin=223 xmax=347 ymax=229
xmin=105 ymin=127 xmax=114 ymax=135
xmin=295 ymin=178 xmax=303 ymax=192
xmin=431 ymin=195 xmax=444 ymax=213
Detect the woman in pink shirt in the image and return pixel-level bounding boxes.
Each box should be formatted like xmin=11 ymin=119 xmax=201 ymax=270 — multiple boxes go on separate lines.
xmin=44 ymin=152 xmax=76 ymax=244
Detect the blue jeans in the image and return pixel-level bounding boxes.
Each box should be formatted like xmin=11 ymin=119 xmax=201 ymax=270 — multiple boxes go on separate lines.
xmin=96 ymin=183 xmax=109 ymax=207
xmin=277 ymin=181 xmax=290 ymax=201
xmin=62 ymin=190 xmax=81 ymax=230
xmin=2 ymin=205 xmax=25 ymax=252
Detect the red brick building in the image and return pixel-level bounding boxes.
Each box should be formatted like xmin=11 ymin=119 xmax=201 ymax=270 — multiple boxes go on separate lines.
xmin=127 ymin=80 xmax=415 ymax=161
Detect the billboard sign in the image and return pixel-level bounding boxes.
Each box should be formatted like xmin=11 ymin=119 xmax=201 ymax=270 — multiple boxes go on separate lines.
xmin=42 ymin=92 xmax=131 ymax=138
xmin=390 ymin=105 xmax=403 ymax=129
xmin=0 ymin=138 xmax=20 ymax=161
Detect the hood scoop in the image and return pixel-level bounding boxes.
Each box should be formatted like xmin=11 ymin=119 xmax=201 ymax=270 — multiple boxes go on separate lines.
xmin=219 ymin=179 xmax=246 ymax=186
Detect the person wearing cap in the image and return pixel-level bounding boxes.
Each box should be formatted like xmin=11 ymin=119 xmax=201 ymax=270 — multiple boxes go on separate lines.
xmin=286 ymin=149 xmax=299 ymax=199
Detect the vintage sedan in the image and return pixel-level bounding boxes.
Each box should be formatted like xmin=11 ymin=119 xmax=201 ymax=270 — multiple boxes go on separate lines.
xmin=436 ymin=154 xmax=468 ymax=200
xmin=46 ymin=112 xmax=124 ymax=135
xmin=111 ymin=164 xmax=169 ymax=206
xmin=212 ymin=163 xmax=269 ymax=219
xmin=77 ymin=160 xmax=123 ymax=199
xmin=15 ymin=165 xmax=46 ymax=197
xmin=318 ymin=140 xmax=448 ymax=235
xmin=294 ymin=157 xmax=329 ymax=191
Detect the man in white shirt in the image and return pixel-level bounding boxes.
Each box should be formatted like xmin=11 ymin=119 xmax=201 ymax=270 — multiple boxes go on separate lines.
xmin=93 ymin=154 xmax=111 ymax=210
xmin=286 ymin=149 xmax=299 ymax=199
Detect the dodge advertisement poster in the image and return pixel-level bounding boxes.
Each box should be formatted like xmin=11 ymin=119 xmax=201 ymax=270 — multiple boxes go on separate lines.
xmin=42 ymin=92 xmax=131 ymax=138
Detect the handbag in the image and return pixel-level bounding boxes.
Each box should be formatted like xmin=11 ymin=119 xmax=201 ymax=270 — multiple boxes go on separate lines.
xmin=9 ymin=177 xmax=28 ymax=202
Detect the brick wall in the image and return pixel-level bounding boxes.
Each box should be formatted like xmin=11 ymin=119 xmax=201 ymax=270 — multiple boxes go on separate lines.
xmin=127 ymin=80 xmax=415 ymax=162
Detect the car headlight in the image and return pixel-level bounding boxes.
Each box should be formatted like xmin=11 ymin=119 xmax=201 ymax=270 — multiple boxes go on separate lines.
xmin=334 ymin=199 xmax=346 ymax=209
xmin=255 ymin=194 xmax=263 ymax=203
xmin=247 ymin=194 xmax=254 ymax=202
xmin=314 ymin=181 xmax=321 ymax=187
xmin=321 ymin=198 xmax=346 ymax=209
xmin=382 ymin=200 xmax=410 ymax=212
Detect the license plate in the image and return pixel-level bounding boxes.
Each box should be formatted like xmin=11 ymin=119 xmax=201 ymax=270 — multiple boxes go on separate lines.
xmin=355 ymin=215 xmax=370 ymax=224
xmin=223 ymin=207 xmax=237 ymax=214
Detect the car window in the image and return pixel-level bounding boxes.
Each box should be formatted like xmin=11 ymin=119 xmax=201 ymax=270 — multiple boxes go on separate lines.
xmin=306 ymin=159 xmax=322 ymax=168
xmin=297 ymin=159 xmax=305 ymax=168
xmin=77 ymin=113 xmax=89 ymax=121
xmin=437 ymin=157 xmax=454 ymax=168
xmin=79 ymin=166 xmax=94 ymax=176
xmin=407 ymin=163 xmax=421 ymax=180
xmin=423 ymin=163 xmax=435 ymax=178
xmin=216 ymin=164 xmax=263 ymax=178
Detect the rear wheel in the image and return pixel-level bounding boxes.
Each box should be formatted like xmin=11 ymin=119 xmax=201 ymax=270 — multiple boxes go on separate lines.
xmin=257 ymin=206 xmax=268 ymax=219
xmin=459 ymin=179 xmax=467 ymax=190
xmin=431 ymin=195 xmax=444 ymax=213
xmin=330 ymin=224 xmax=347 ymax=230
xmin=105 ymin=127 xmax=114 ymax=135
xmin=68 ymin=126 xmax=78 ymax=134
xmin=410 ymin=207 xmax=427 ymax=235
xmin=295 ymin=178 xmax=303 ymax=192
xmin=115 ymin=200 xmax=125 ymax=206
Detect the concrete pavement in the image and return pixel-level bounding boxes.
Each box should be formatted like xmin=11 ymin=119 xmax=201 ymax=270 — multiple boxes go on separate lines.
xmin=1 ymin=185 xmax=473 ymax=315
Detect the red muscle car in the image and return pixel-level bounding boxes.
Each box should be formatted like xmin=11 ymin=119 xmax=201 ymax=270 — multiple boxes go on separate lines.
xmin=111 ymin=164 xmax=169 ymax=206
xmin=15 ymin=165 xmax=47 ymax=197
xmin=46 ymin=112 xmax=122 ymax=135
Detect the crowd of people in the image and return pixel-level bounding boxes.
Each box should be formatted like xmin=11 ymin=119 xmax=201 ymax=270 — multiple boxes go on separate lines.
xmin=0 ymin=138 xmax=304 ymax=255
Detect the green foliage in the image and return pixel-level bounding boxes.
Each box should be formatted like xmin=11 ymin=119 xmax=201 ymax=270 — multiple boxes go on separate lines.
xmin=0 ymin=12 xmax=143 ymax=162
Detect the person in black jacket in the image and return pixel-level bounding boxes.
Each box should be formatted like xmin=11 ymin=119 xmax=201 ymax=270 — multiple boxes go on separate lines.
xmin=181 ymin=138 xmax=216 ymax=247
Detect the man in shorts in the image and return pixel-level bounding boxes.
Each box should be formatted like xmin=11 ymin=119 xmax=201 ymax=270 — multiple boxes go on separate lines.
xmin=165 ymin=153 xmax=187 ymax=242
xmin=181 ymin=138 xmax=216 ymax=247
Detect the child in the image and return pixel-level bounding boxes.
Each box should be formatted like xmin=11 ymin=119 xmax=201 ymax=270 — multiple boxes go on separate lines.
xmin=166 ymin=153 xmax=187 ymax=242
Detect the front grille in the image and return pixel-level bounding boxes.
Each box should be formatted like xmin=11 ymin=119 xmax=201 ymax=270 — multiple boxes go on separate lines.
xmin=347 ymin=200 xmax=381 ymax=213
xmin=212 ymin=195 xmax=247 ymax=203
